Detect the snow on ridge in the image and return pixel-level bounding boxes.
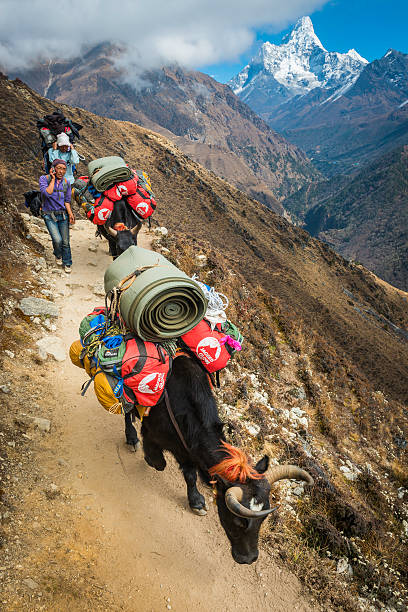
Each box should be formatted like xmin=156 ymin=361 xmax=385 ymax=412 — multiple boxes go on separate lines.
xmin=229 ymin=16 xmax=367 ymax=102
xmin=399 ymin=99 xmax=408 ymax=108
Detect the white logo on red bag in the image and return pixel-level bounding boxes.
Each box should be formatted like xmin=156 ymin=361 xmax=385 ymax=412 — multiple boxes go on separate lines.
xmin=116 ymin=185 xmax=129 ymax=197
xmin=138 ymin=372 xmax=166 ymax=395
xmin=97 ymin=207 xmax=112 ymax=221
xmin=196 ymin=337 xmax=221 ymax=365
xmin=136 ymin=201 xmax=149 ymax=216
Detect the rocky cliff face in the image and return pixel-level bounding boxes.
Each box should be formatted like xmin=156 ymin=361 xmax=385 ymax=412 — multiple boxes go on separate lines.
xmin=8 ymin=44 xmax=319 ymax=208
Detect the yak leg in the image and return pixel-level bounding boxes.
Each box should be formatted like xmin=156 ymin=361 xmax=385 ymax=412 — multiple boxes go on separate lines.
xmin=143 ymin=436 xmax=167 ymax=471
xmin=124 ymin=412 xmax=140 ymax=451
xmin=181 ymin=463 xmax=207 ymax=515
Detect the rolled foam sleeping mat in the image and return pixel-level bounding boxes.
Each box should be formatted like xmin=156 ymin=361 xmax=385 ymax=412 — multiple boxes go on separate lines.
xmin=104 ymin=246 xmax=208 ymax=342
xmin=88 ymin=156 xmax=132 ymax=192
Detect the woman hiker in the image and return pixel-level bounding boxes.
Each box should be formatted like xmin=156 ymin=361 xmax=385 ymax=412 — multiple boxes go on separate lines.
xmin=39 ymin=159 xmax=75 ymax=274
xmin=48 ymin=132 xmax=79 ymax=185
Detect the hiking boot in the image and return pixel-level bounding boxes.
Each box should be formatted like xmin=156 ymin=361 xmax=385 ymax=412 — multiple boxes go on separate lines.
xmin=55 ymin=257 xmax=62 ymax=266
xmin=64 ymin=265 xmax=72 ymax=274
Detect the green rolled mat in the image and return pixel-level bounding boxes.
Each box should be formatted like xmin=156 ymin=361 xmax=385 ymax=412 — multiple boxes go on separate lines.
xmin=88 ymin=156 xmax=132 ymax=192
xmin=104 ymin=246 xmax=208 ymax=341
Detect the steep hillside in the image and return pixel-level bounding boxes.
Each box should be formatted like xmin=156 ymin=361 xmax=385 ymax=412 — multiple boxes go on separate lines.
xmin=9 ymin=45 xmax=319 ymax=207
xmin=1 ymin=75 xmax=408 ymax=610
xmin=283 ymin=146 xmax=408 ymax=290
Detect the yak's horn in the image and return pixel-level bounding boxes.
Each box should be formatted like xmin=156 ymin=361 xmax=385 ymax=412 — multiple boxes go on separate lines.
xmin=225 ymin=486 xmax=276 ymax=519
xmin=268 ymin=465 xmax=314 ymax=486
xmin=107 ymin=226 xmax=118 ymax=237
xmin=131 ymin=223 xmax=141 ymax=235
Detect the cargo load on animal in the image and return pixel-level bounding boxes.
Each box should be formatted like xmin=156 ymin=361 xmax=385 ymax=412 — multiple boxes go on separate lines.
xmin=73 ymin=158 xmax=157 ymax=258
xmin=70 ymin=247 xmax=243 ymax=417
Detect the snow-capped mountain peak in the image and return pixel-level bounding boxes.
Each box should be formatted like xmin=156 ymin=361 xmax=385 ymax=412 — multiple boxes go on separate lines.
xmin=347 ymin=48 xmax=369 ymax=64
xmin=281 ymin=15 xmax=324 ymax=50
xmin=229 ymin=16 xmax=367 ymax=106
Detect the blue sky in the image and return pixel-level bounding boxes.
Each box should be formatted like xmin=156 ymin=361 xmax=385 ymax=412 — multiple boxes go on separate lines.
xmin=199 ymin=0 xmax=408 ymax=83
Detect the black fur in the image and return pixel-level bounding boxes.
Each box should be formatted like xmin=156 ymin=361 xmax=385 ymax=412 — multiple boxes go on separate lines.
xmin=126 ymin=356 xmax=272 ymax=564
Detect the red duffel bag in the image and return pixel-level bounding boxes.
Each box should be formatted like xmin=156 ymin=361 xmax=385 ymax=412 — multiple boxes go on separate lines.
xmin=180 ymin=320 xmax=232 ymax=373
xmin=86 ymin=195 xmax=115 ymax=225
xmin=121 ymin=338 xmax=172 ymax=408
xmin=104 ymin=177 xmax=138 ymax=201
xmin=127 ymin=193 xmax=157 ymax=219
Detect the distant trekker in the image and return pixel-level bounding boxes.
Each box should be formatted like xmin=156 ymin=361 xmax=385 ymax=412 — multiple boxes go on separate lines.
xmin=48 ymin=133 xmax=79 ymax=185
xmin=39 ymin=159 xmax=75 ymax=274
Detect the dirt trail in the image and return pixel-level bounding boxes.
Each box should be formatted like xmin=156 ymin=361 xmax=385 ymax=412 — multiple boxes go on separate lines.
xmin=48 ymin=220 xmax=313 ymax=611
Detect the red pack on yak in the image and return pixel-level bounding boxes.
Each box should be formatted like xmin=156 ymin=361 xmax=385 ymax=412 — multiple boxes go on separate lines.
xmin=180 ymin=319 xmax=242 ymax=374
xmin=104 ymin=170 xmax=157 ymax=221
xmin=85 ymin=194 xmax=115 ymax=225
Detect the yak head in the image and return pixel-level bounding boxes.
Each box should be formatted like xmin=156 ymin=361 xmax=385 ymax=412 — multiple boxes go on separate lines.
xmin=210 ymin=443 xmax=313 ymax=564
xmin=105 ymin=199 xmax=142 ymax=257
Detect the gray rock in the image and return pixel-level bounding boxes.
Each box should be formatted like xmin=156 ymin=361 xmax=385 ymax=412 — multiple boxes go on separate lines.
xmin=155 ymin=226 xmax=168 ymax=236
xmin=58 ymin=458 xmax=68 ymax=467
xmin=337 ymin=558 xmax=353 ymax=576
xmin=20 ymin=213 xmax=30 ymax=222
xmin=19 ymin=297 xmax=59 ymax=318
xmin=291 ymin=386 xmax=307 ymax=401
xmin=23 ymin=578 xmax=39 ymax=590
xmin=88 ymin=244 xmax=98 ymax=253
xmin=0 ymin=384 xmax=11 ymax=394
xmin=42 ymin=318 xmax=56 ymax=332
xmin=36 ymin=337 xmax=66 ymax=362
xmin=90 ymin=282 xmax=105 ymax=297
xmin=195 ymin=254 xmax=207 ymax=267
xmin=32 ymin=417 xmax=51 ymax=433
xmin=4 ymin=350 xmax=15 ymax=359
xmin=36 ymin=256 xmax=47 ymax=270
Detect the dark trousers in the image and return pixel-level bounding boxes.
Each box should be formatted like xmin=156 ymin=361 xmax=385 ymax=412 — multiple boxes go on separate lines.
xmin=43 ymin=211 xmax=72 ymax=266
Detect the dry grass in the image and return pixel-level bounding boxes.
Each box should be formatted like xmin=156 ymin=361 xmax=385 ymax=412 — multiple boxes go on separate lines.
xmin=153 ymin=231 xmax=408 ymax=611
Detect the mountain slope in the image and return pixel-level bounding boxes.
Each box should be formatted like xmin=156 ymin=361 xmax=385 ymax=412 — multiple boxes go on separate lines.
xmin=8 ymin=45 xmax=320 ymax=207
xmin=289 ymin=146 xmax=408 ymax=290
xmin=1 ymin=74 xmax=408 ymax=609
xmin=1 ymin=72 xmax=406 ymax=400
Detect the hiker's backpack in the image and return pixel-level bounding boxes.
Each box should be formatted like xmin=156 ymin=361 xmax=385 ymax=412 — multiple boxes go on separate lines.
xmin=24 ymin=190 xmax=43 ymax=217
xmin=180 ymin=319 xmax=243 ymax=373
xmin=37 ymin=110 xmax=83 ymax=173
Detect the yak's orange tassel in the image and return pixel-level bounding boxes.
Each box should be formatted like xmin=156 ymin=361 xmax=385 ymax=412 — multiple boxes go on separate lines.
xmin=209 ymin=441 xmax=263 ymax=483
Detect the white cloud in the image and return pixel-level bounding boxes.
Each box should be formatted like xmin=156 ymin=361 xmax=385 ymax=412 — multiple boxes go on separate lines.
xmin=0 ymin=0 xmax=328 ymax=72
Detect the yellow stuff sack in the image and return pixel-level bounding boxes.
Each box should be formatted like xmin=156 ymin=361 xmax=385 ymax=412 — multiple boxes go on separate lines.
xmin=93 ymin=371 xmax=122 ymax=415
xmin=69 ymin=340 xmax=122 ymax=415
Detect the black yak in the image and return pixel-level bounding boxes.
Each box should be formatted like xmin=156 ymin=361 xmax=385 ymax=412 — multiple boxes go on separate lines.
xmin=125 ymin=354 xmax=313 ymax=564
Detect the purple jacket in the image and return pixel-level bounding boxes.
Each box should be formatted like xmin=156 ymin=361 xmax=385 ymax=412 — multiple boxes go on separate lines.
xmin=39 ymin=175 xmax=72 ymax=213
